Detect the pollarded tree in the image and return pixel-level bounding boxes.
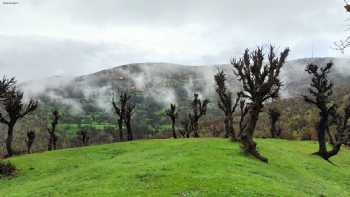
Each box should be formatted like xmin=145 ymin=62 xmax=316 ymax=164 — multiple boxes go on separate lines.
xmin=180 ymin=116 xmax=192 ymax=138
xmin=231 ymin=46 xmax=289 ymax=162
xmin=77 ymin=130 xmax=89 ymax=146
xmin=304 ymin=62 xmax=350 ymax=160
xmin=214 ymin=69 xmax=241 ymax=139
xmin=268 ymin=108 xmax=281 ymax=138
xmin=0 ymin=83 xmax=38 ymax=157
xmin=112 ymin=91 xmax=130 ymax=141
xmin=124 ymin=101 xmax=135 ymax=141
xmin=189 ymin=93 xmax=209 ymax=138
xmin=0 ymin=77 xmax=15 ymax=98
xmin=166 ymin=103 xmax=178 ymax=138
xmin=25 ymin=130 xmax=35 ymax=154
xmin=48 ymin=110 xmax=59 ymax=151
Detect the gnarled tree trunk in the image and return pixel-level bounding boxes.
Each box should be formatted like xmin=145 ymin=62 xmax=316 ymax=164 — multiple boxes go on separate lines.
xmin=240 ymin=105 xmax=268 ymax=162
xmin=6 ymin=124 xmax=14 ymax=157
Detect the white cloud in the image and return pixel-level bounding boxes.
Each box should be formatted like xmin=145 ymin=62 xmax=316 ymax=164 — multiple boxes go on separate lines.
xmin=0 ymin=0 xmax=349 ymax=81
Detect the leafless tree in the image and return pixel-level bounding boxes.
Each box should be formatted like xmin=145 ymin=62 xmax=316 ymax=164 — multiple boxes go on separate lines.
xmin=214 ymin=69 xmax=241 ymax=139
xmin=48 ymin=110 xmax=59 ymax=151
xmin=268 ymin=108 xmax=282 ymax=138
xmin=124 ymin=101 xmax=135 ymax=141
xmin=77 ymin=130 xmax=89 ymax=146
xmin=304 ymin=62 xmax=350 ymax=160
xmin=180 ymin=116 xmax=192 ymax=138
xmin=231 ymin=46 xmax=289 ymax=162
xmin=0 ymin=78 xmax=38 ymax=157
xmin=112 ymin=91 xmax=130 ymax=141
xmin=25 ymin=130 xmax=35 ymax=154
xmin=189 ymin=93 xmax=209 ymax=138
xmin=166 ymin=103 xmax=178 ymax=138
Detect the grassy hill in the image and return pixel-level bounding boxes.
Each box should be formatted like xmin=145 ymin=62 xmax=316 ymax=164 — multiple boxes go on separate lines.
xmin=1 ymin=138 xmax=350 ymax=197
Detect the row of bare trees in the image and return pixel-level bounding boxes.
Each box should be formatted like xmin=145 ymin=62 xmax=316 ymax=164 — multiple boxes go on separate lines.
xmin=213 ymin=46 xmax=349 ymax=163
xmin=165 ymin=93 xmax=210 ymax=139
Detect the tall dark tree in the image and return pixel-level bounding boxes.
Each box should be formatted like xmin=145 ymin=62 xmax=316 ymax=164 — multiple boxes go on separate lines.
xmin=304 ymin=62 xmax=350 ymax=160
xmin=166 ymin=103 xmax=178 ymax=138
xmin=48 ymin=110 xmax=59 ymax=151
xmin=124 ymin=102 xmax=135 ymax=141
xmin=231 ymin=46 xmax=289 ymax=162
xmin=77 ymin=130 xmax=89 ymax=146
xmin=268 ymin=108 xmax=281 ymax=138
xmin=180 ymin=116 xmax=192 ymax=138
xmin=188 ymin=93 xmax=209 ymax=138
xmin=0 ymin=77 xmax=15 ymax=98
xmin=25 ymin=130 xmax=35 ymax=154
xmin=214 ymin=70 xmax=241 ymax=139
xmin=112 ymin=91 xmax=130 ymax=141
xmin=0 ymin=80 xmax=38 ymax=157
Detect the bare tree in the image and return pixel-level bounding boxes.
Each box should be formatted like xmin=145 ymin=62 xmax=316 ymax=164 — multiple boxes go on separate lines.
xmin=268 ymin=108 xmax=281 ymax=138
xmin=48 ymin=110 xmax=59 ymax=151
xmin=304 ymin=62 xmax=350 ymax=160
xmin=231 ymin=46 xmax=289 ymax=162
xmin=0 ymin=77 xmax=15 ymax=98
xmin=112 ymin=91 xmax=129 ymax=141
xmin=25 ymin=130 xmax=35 ymax=154
xmin=0 ymin=80 xmax=38 ymax=157
xmin=180 ymin=116 xmax=192 ymax=138
xmin=166 ymin=103 xmax=178 ymax=138
xmin=124 ymin=101 xmax=135 ymax=141
xmin=77 ymin=130 xmax=89 ymax=146
xmin=214 ymin=69 xmax=241 ymax=139
xmin=188 ymin=93 xmax=209 ymax=138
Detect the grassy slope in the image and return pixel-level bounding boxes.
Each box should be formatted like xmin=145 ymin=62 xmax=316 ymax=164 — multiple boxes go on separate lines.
xmin=1 ymin=138 xmax=350 ymax=197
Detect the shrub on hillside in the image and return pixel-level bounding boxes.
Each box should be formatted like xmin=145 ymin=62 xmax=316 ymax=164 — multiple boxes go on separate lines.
xmin=0 ymin=161 xmax=17 ymax=178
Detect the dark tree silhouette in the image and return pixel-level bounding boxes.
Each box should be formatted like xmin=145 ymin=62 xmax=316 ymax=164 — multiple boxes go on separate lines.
xmin=25 ymin=130 xmax=35 ymax=154
xmin=188 ymin=93 xmax=209 ymax=138
xmin=268 ymin=108 xmax=281 ymax=138
xmin=124 ymin=101 xmax=135 ymax=141
xmin=112 ymin=91 xmax=130 ymax=141
xmin=180 ymin=116 xmax=192 ymax=138
xmin=77 ymin=130 xmax=89 ymax=146
xmin=231 ymin=46 xmax=289 ymax=162
xmin=48 ymin=110 xmax=59 ymax=151
xmin=0 ymin=77 xmax=15 ymax=98
xmin=0 ymin=82 xmax=38 ymax=157
xmin=214 ymin=69 xmax=241 ymax=139
xmin=304 ymin=62 xmax=350 ymax=160
xmin=166 ymin=103 xmax=178 ymax=138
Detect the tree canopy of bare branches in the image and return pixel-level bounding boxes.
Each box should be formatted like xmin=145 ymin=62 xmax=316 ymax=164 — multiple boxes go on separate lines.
xmin=0 ymin=77 xmax=38 ymax=157
xmin=112 ymin=90 xmax=135 ymax=141
xmin=231 ymin=46 xmax=289 ymax=162
xmin=214 ymin=69 xmax=241 ymax=139
xmin=189 ymin=93 xmax=209 ymax=138
xmin=304 ymin=62 xmax=350 ymax=160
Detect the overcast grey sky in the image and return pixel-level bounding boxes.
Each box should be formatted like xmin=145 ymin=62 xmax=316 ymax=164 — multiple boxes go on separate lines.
xmin=0 ymin=0 xmax=348 ymax=81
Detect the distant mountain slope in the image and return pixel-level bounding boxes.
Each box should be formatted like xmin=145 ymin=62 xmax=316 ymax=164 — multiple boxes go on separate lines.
xmin=15 ymin=58 xmax=350 ymax=138
xmin=21 ymin=58 xmax=350 ymax=102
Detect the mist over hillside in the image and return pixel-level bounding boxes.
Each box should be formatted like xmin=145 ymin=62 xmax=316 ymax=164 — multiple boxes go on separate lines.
xmin=20 ymin=57 xmax=350 ymax=110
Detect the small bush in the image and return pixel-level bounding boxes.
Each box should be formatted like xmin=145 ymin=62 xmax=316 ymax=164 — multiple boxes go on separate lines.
xmin=0 ymin=161 xmax=17 ymax=177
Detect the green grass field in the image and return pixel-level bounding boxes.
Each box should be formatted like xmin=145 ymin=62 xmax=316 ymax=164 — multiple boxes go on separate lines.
xmin=1 ymin=138 xmax=350 ymax=197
